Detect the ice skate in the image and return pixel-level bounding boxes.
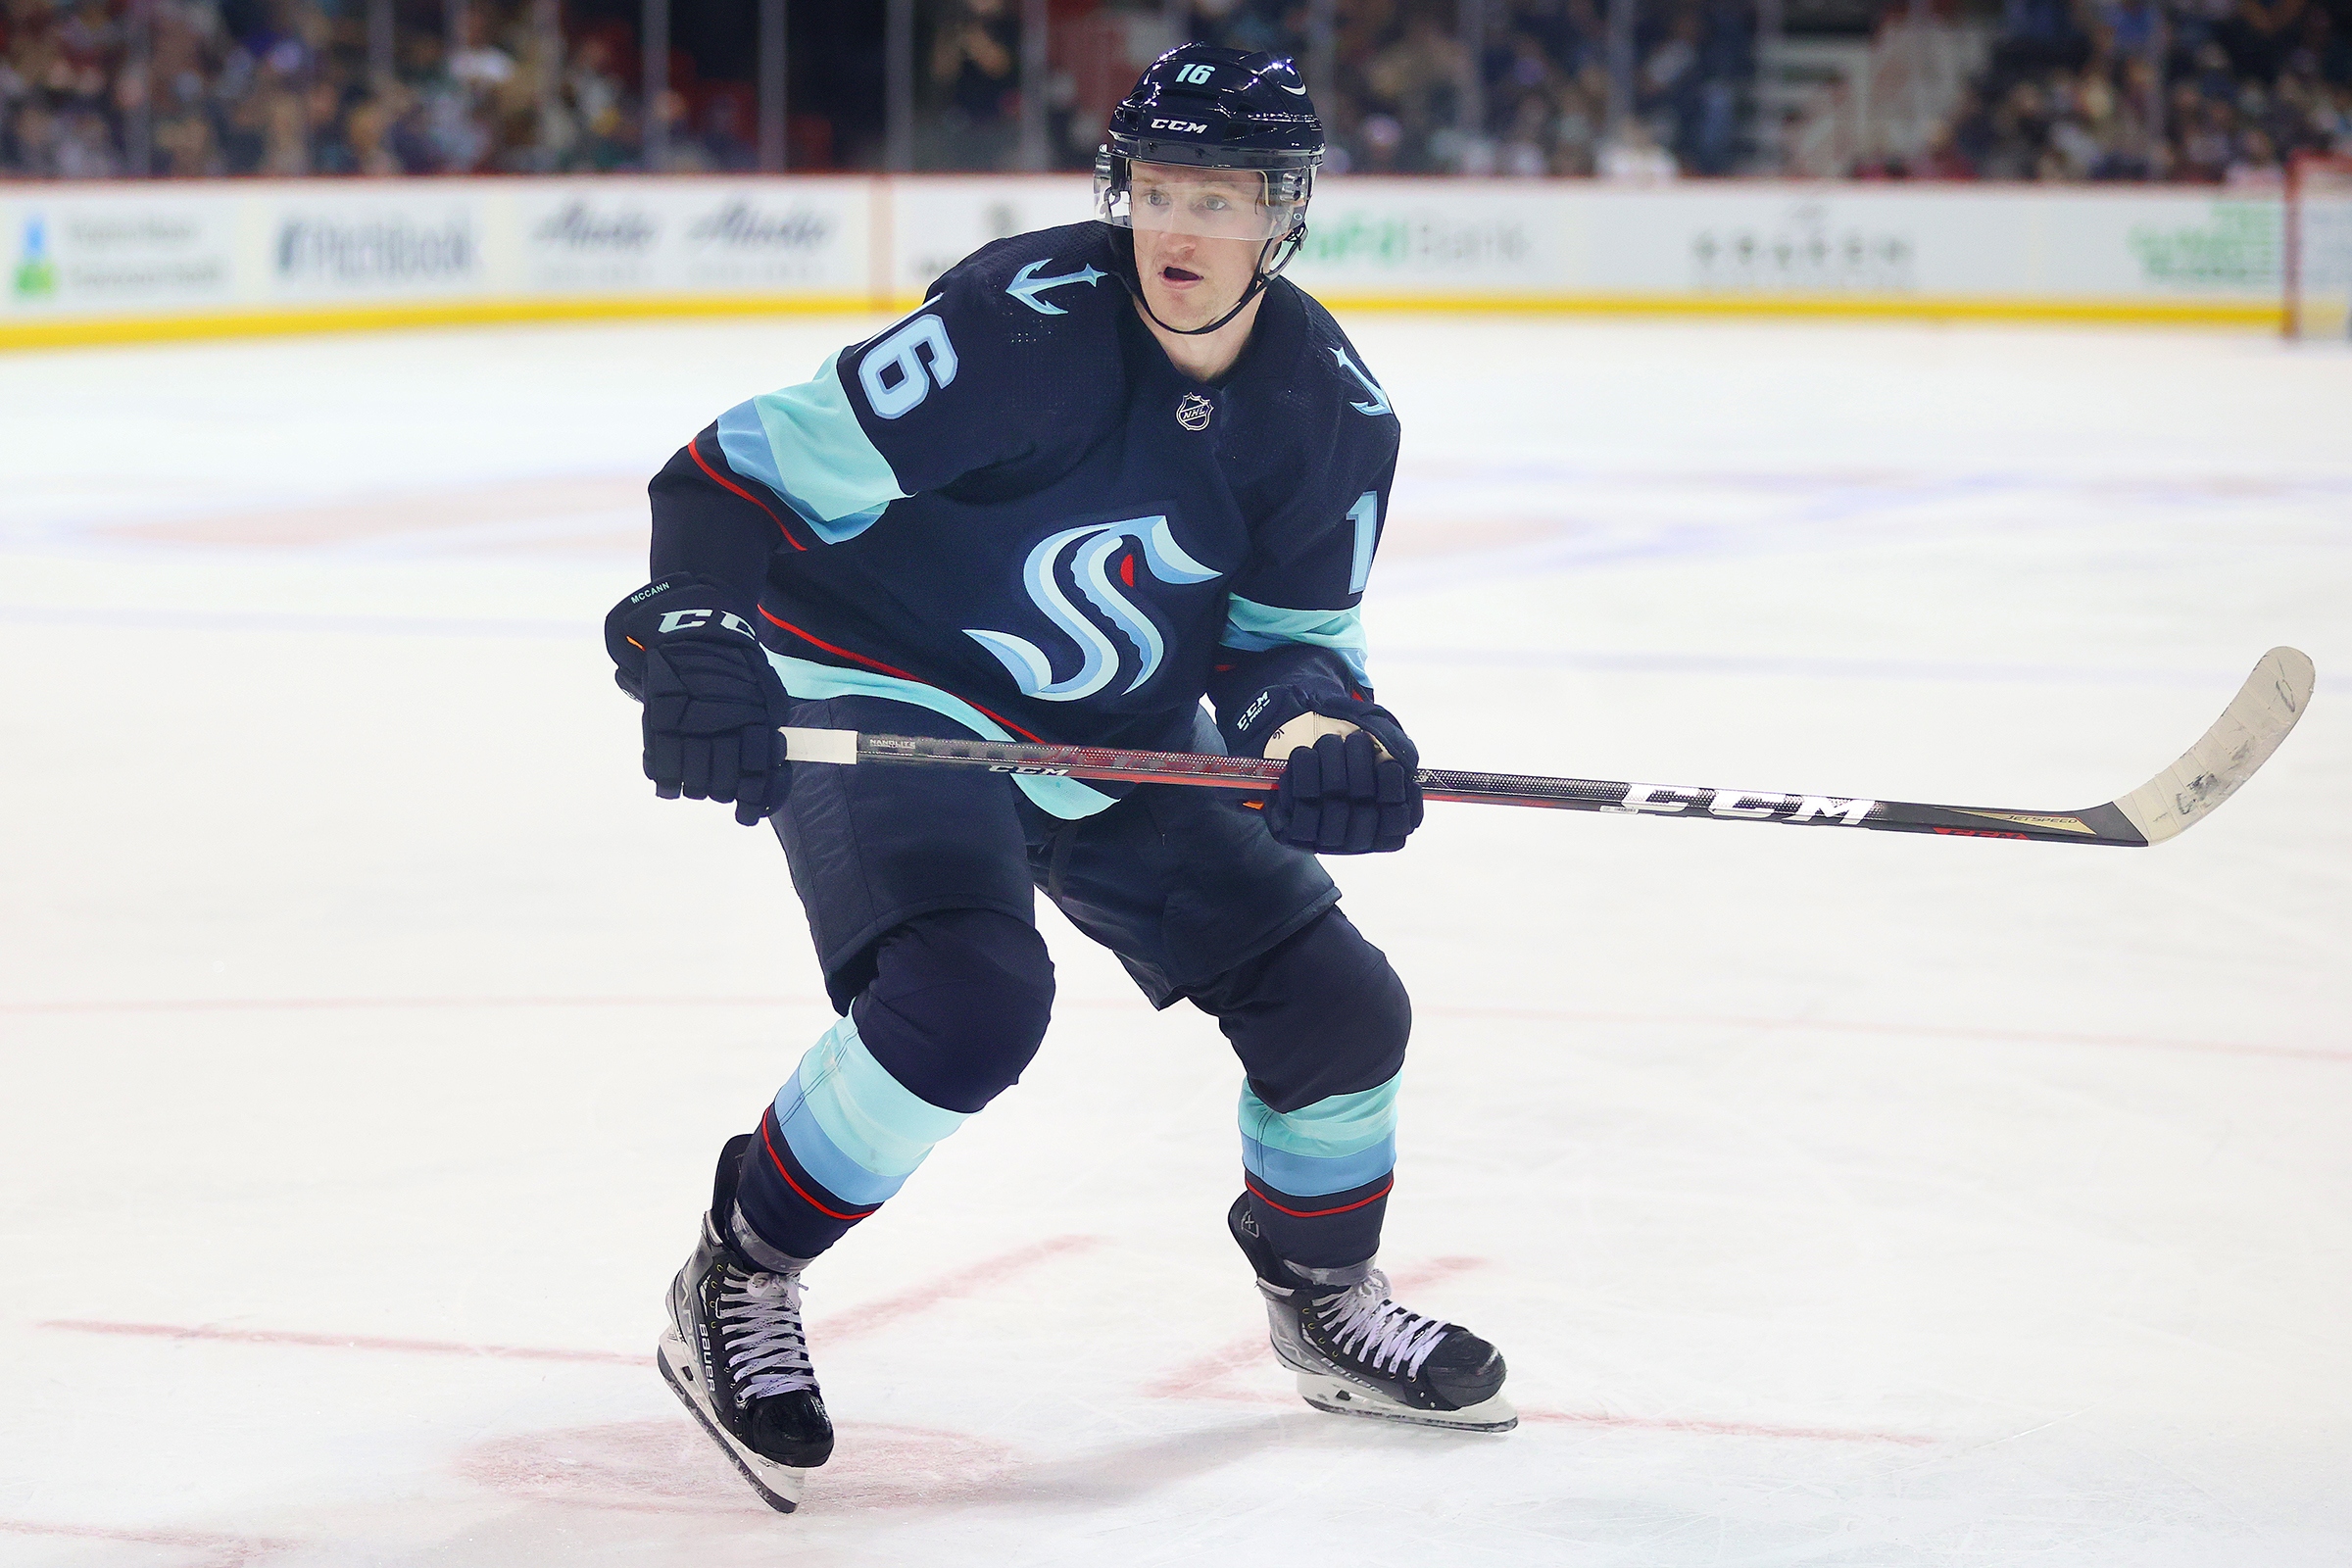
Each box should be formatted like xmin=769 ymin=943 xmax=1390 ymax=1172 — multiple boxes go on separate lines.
xmin=657 ymin=1135 xmax=833 ymax=1512
xmin=1229 ymin=1194 xmax=1516 ymax=1432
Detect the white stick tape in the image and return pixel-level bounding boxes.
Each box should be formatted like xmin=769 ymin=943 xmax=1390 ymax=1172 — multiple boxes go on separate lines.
xmin=777 ymin=727 xmax=859 ymax=765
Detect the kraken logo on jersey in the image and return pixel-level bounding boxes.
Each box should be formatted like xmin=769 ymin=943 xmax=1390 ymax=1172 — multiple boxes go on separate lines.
xmin=964 ymin=516 xmax=1219 ymax=702
xmin=1005 ymin=259 xmax=1108 ymax=316
xmin=1331 ymin=348 xmax=1392 ymax=417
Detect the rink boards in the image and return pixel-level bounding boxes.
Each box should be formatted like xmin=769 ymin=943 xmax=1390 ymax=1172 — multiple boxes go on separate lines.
xmin=0 ymin=173 xmax=2291 ymax=349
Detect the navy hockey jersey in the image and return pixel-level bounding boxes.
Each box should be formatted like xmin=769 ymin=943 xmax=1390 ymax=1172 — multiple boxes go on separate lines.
xmin=655 ymin=221 xmax=1399 ymax=818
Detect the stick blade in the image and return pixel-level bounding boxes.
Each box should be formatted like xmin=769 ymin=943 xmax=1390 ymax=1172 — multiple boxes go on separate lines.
xmin=2109 ymin=647 xmax=2315 ymax=846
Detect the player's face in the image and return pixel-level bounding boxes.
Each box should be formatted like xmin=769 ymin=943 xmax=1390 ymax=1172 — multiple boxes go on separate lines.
xmin=1129 ymin=163 xmax=1276 ymax=332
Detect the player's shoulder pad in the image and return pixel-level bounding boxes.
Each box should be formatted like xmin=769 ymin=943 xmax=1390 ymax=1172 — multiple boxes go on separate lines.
xmin=924 ymin=222 xmax=1128 ymax=331
xmin=1273 ymin=280 xmax=1400 ymax=435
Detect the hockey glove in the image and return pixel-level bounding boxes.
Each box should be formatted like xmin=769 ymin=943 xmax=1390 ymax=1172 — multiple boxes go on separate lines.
xmin=605 ymin=574 xmax=794 ymax=826
xmin=1212 ymin=649 xmax=1424 ymax=855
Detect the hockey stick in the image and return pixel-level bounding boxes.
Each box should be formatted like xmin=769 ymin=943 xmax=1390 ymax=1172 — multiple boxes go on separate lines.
xmin=776 ymin=647 xmax=2314 ymax=849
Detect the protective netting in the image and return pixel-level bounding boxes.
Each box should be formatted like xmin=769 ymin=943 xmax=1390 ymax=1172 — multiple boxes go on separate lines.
xmin=2286 ymin=155 xmax=2352 ymax=341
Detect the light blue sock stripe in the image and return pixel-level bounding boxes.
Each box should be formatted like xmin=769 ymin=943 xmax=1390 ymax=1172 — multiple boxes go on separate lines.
xmin=771 ymin=1017 xmax=970 ymax=1205
xmin=1238 ymin=1074 xmax=1399 ymax=1158
xmin=1242 ymin=1133 xmax=1396 ymax=1198
xmin=772 ymin=1071 xmax=905 ymax=1206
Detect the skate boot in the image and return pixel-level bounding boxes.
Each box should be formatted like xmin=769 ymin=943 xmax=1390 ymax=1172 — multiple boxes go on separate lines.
xmin=1228 ymin=1194 xmax=1515 ymax=1432
xmin=657 ymin=1134 xmax=833 ymax=1511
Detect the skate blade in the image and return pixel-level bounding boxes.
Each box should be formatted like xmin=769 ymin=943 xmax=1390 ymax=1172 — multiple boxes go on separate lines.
xmin=1295 ymin=1372 xmax=1519 ymax=1433
xmin=657 ymin=1330 xmax=809 ymax=1513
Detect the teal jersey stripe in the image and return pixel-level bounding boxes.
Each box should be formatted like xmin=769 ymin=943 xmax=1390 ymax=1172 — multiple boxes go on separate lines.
xmin=1221 ymin=596 xmax=1370 ymax=688
xmin=715 ymin=350 xmax=906 ymax=543
xmin=1242 ymin=1131 xmax=1397 ymax=1198
xmin=781 ymin=1016 xmax=969 ymax=1202
xmin=1237 ymin=1074 xmax=1399 ymax=1158
xmin=761 ymin=650 xmax=1120 ymax=819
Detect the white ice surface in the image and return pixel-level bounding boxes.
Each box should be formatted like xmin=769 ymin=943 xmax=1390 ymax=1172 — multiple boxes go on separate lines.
xmin=1 ymin=317 xmax=2348 ymax=1567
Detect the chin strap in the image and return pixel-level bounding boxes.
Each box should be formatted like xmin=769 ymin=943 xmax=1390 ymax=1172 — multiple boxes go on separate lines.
xmin=1116 ymin=226 xmax=1304 ymax=338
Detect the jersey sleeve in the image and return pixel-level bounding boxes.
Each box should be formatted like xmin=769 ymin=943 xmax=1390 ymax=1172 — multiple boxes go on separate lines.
xmin=707 ymin=266 xmax=1049 ymax=544
xmin=1218 ymin=445 xmax=1395 ymax=692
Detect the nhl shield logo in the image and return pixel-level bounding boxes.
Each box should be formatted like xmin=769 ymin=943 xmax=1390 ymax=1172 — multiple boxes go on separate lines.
xmin=1175 ymin=392 xmax=1213 ymax=432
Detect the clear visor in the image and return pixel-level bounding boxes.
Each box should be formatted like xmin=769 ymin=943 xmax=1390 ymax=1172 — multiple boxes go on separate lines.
xmin=1096 ymin=160 xmax=1303 ymax=242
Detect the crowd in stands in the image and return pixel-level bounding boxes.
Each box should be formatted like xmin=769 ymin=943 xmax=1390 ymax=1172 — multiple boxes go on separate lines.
xmin=1178 ymin=0 xmax=1758 ymax=175
xmin=1898 ymin=0 xmax=2352 ymax=180
xmin=4 ymin=0 xmax=2342 ymax=182
xmin=0 ymin=0 xmax=1761 ymax=179
xmin=0 ymin=0 xmax=663 ymax=178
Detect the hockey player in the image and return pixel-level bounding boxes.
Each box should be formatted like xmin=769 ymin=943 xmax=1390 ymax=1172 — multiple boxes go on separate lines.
xmin=604 ymin=45 xmax=1512 ymax=1512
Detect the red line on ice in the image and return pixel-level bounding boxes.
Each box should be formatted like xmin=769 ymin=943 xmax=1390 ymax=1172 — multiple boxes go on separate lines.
xmin=38 ymin=1319 xmax=645 ymax=1366
xmin=37 ymin=1237 xmax=1101 ymax=1368
xmin=1141 ymin=1255 xmax=1935 ymax=1447
xmin=1142 ymin=1255 xmax=1484 ymax=1400
xmin=810 ymin=1234 xmax=1101 ymax=1345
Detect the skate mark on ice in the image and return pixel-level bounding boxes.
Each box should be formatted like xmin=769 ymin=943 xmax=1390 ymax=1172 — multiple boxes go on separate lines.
xmin=463 ymin=1412 xmax=1289 ymax=1517
xmin=459 ymin=1418 xmax=1019 ymax=1516
xmin=1510 ymin=1408 xmax=1935 ymax=1446
xmin=40 ymin=1238 xmax=1102 ymax=1370
xmin=12 ymin=995 xmax=2338 ymax=1067
xmin=0 ymin=1519 xmax=297 ymax=1567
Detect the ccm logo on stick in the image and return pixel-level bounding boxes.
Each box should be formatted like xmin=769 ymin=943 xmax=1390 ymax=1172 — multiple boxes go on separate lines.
xmin=1603 ymin=784 xmax=1876 ymax=825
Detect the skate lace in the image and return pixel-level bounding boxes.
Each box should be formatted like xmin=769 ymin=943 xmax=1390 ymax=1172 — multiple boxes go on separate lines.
xmin=1313 ymin=1269 xmax=1454 ymax=1378
xmin=719 ymin=1270 xmax=816 ymax=1399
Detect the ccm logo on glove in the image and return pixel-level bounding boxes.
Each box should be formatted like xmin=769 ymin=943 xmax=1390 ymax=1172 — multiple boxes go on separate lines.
xmin=654 ymin=608 xmax=757 ymax=639
xmin=605 ymin=573 xmax=795 ymax=827
xmin=1215 ymin=669 xmax=1423 ymax=856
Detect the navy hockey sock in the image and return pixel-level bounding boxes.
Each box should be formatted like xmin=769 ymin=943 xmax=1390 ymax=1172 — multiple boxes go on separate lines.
xmin=1192 ymin=910 xmax=1411 ymax=1269
xmin=1239 ymin=1088 xmax=1396 ymax=1267
xmin=732 ymin=910 xmax=1054 ymax=1260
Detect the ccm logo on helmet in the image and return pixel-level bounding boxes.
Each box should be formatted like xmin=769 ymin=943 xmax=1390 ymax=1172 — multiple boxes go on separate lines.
xmin=1151 ymin=118 xmax=1210 ymax=132
xmin=657 ymin=608 xmax=757 ymax=639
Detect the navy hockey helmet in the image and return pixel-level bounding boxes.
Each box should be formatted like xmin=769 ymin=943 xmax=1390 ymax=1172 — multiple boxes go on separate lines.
xmin=1096 ymin=45 xmax=1325 ymax=335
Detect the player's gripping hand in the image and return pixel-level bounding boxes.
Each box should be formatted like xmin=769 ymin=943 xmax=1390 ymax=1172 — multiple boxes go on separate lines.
xmin=604 ymin=575 xmax=793 ymax=826
xmin=1231 ymin=689 xmax=1424 ymax=855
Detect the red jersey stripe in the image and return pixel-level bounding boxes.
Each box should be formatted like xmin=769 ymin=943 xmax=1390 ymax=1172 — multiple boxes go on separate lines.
xmin=755 ymin=607 xmax=1048 ymax=745
xmin=688 ymin=434 xmax=808 ymax=552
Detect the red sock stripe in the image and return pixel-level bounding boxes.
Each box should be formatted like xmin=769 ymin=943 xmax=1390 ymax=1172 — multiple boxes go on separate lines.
xmin=687 ymin=434 xmax=808 ymax=552
xmin=755 ymin=607 xmax=1047 ymax=744
xmin=1244 ymin=1175 xmax=1394 ymax=1219
xmin=760 ymin=1112 xmax=880 ymax=1223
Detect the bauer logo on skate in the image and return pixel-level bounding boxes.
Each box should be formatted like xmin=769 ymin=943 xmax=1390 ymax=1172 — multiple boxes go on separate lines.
xmin=1602 ymin=785 xmax=1876 ymax=825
